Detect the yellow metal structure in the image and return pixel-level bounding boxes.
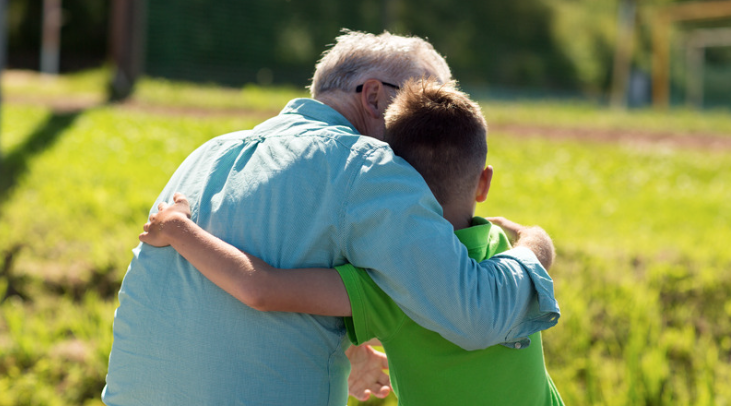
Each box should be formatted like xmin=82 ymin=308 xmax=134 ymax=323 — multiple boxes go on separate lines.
xmin=652 ymin=0 xmax=731 ymax=107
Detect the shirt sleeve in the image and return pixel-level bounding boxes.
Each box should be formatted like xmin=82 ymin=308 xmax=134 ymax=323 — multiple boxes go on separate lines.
xmin=336 ymin=264 xmax=406 ymax=346
xmin=339 ymin=148 xmax=560 ymax=351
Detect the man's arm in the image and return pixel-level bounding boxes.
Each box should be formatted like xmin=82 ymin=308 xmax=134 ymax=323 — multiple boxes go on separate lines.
xmin=342 ymin=153 xmax=560 ymax=351
xmin=139 ymin=193 xmax=352 ymax=317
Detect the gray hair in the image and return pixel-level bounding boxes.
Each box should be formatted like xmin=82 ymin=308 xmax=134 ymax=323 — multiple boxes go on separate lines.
xmin=309 ymin=30 xmax=452 ymax=98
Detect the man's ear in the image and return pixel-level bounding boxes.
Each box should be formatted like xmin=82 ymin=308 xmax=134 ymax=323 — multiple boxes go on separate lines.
xmin=475 ymin=165 xmax=493 ymax=203
xmin=359 ymin=79 xmax=386 ymax=119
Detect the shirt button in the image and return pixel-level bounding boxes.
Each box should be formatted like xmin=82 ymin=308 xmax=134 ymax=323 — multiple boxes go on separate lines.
xmin=515 ymin=343 xmax=522 ymax=349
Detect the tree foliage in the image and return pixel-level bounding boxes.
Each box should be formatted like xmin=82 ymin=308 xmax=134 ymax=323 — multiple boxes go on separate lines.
xmin=7 ymin=0 xmax=729 ymax=99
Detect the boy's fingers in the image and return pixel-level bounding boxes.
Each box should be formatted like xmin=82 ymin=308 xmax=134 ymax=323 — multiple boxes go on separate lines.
xmin=158 ymin=202 xmax=169 ymax=212
xmin=173 ymin=193 xmax=188 ymax=204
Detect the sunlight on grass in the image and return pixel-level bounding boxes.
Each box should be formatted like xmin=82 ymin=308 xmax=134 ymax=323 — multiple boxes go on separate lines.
xmin=478 ymin=134 xmax=731 ymax=263
xmin=0 ymin=105 xmax=261 ymax=282
xmin=134 ymin=78 xmax=309 ymax=111
xmin=0 ymin=105 xmax=53 ymax=153
xmin=480 ymin=100 xmax=731 ymax=135
xmin=2 ymin=69 xmax=108 ymax=102
xmin=2 ymin=68 xmax=309 ymax=113
xmin=1 ymin=72 xmax=729 ymax=405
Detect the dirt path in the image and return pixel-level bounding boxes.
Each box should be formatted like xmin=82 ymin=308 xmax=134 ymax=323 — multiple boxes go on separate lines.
xmin=110 ymin=101 xmax=731 ymax=152
xmin=490 ymin=123 xmax=731 ymax=151
xmin=6 ymin=95 xmax=731 ymax=151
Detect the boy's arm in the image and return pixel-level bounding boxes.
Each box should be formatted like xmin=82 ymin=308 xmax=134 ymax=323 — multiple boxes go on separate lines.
xmin=139 ymin=193 xmax=352 ymax=317
xmin=142 ymin=194 xmax=391 ymax=401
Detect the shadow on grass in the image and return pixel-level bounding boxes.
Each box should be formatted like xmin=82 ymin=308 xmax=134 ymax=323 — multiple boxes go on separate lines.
xmin=0 ymin=110 xmax=82 ymax=206
xmin=0 ymin=109 xmax=90 ymax=303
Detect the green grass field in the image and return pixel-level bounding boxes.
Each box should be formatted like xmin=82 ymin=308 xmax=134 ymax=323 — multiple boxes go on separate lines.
xmin=1 ymin=70 xmax=729 ymax=406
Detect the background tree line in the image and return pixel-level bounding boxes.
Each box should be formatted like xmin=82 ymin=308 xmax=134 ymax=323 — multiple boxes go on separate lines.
xmin=5 ymin=0 xmax=731 ymax=103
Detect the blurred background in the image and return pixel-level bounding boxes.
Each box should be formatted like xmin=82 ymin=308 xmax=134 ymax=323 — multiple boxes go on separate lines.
xmin=0 ymin=1 xmax=730 ymax=406
xmin=3 ymin=0 xmax=731 ymax=108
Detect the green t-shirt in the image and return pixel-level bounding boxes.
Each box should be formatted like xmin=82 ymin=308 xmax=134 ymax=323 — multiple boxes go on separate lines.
xmin=336 ymin=217 xmax=563 ymax=405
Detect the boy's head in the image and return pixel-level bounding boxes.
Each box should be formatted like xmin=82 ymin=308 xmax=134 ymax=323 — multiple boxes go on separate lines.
xmin=384 ymin=79 xmax=492 ymax=222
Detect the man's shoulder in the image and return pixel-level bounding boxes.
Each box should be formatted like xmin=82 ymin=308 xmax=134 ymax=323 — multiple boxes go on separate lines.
xmin=255 ymin=98 xmax=393 ymax=154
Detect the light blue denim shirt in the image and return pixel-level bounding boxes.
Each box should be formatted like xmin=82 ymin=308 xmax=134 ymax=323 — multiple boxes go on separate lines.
xmin=103 ymin=98 xmax=560 ymax=405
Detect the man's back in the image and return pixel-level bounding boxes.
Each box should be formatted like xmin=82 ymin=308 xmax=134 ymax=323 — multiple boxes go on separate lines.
xmin=104 ymin=99 xmax=390 ymax=405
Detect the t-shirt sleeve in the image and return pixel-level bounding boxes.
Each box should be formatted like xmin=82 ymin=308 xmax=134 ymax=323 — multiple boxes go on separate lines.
xmin=336 ymin=264 xmax=405 ymax=346
xmin=339 ymin=148 xmax=560 ymax=351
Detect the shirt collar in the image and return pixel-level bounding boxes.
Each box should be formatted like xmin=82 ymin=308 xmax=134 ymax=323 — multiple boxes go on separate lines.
xmin=280 ymin=98 xmax=359 ymax=134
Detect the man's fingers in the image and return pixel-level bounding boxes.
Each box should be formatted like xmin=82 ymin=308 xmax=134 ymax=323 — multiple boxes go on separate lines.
xmin=348 ymin=383 xmax=370 ymax=401
xmin=372 ymin=384 xmax=390 ymax=399
xmin=369 ymin=372 xmax=390 ymax=399
xmin=357 ymin=389 xmax=371 ymax=401
xmin=486 ymin=216 xmax=522 ymax=230
xmin=345 ymin=344 xmax=391 ymax=402
xmin=348 ymin=369 xmax=390 ymax=401
xmin=485 ymin=216 xmax=508 ymax=226
xmin=485 ymin=216 xmax=522 ymax=241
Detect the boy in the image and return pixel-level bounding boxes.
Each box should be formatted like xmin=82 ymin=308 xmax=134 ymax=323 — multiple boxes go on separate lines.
xmin=141 ymin=79 xmax=563 ymax=405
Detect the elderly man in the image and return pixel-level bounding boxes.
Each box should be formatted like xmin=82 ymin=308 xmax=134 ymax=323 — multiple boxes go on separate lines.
xmin=103 ymin=30 xmax=559 ymax=405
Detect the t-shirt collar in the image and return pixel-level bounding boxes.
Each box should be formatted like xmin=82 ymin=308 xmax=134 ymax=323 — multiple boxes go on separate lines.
xmin=454 ymin=217 xmax=492 ymax=260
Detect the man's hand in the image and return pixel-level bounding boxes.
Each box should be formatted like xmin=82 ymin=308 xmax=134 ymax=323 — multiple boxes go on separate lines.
xmin=345 ymin=344 xmax=391 ymax=401
xmin=139 ymin=193 xmax=192 ymax=247
xmin=486 ymin=217 xmax=555 ymax=271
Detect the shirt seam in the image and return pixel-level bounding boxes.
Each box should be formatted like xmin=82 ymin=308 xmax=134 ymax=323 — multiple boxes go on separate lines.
xmin=337 ymin=145 xmax=391 ymax=258
xmin=337 ymin=264 xmax=369 ymax=345
xmin=377 ymin=309 xmax=408 ymax=345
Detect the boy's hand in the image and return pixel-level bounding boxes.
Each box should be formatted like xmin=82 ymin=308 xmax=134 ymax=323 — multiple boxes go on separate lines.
xmin=139 ymin=193 xmax=192 ymax=247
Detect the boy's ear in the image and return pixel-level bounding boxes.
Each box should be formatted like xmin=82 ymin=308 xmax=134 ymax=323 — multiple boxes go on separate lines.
xmin=475 ymin=165 xmax=493 ymax=203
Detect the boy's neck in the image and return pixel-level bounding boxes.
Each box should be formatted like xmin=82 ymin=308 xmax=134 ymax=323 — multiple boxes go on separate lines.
xmin=442 ymin=204 xmax=475 ymax=231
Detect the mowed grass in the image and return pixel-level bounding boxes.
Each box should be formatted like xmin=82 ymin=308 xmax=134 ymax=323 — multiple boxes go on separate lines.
xmin=480 ymin=135 xmax=731 ymax=405
xmin=1 ymin=71 xmax=730 ymax=405
xmin=483 ymin=100 xmax=731 ymax=135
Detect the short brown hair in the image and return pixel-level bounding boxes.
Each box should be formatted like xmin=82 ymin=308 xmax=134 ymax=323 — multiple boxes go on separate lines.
xmin=384 ymin=79 xmax=487 ymax=206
